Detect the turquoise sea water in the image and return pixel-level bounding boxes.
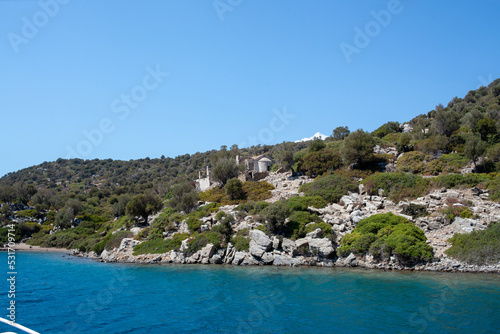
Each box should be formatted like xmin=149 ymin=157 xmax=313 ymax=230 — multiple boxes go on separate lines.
xmin=1 ymin=252 xmax=499 ymax=334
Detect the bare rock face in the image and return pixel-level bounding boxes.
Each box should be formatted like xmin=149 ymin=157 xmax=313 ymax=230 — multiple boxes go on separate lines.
xmin=249 ymin=229 xmax=272 ymax=258
xmin=273 ymin=255 xmax=304 ymax=266
xmin=261 ymin=252 xmax=275 ymax=264
xmin=271 ymin=236 xmax=281 ymax=250
xmin=232 ymin=251 xmax=247 ymax=265
xmin=241 ymin=255 xmax=260 ymax=266
xmin=307 ymin=238 xmax=335 ymax=258
xmin=224 ymin=243 xmax=235 ymax=264
xmin=306 ymin=228 xmax=323 ymax=239
xmin=451 ymin=217 xmax=481 ymax=233
xmin=282 ymin=238 xmax=297 ymax=256
xmin=200 ymin=243 xmax=216 ymax=260
xmin=294 ymin=237 xmax=335 ymax=258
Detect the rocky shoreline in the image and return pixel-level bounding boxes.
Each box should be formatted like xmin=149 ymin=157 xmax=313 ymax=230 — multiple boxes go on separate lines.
xmin=63 ymin=173 xmax=500 ymax=274
xmin=69 ymin=229 xmax=500 ymax=274
xmin=12 ymin=172 xmax=499 ymax=274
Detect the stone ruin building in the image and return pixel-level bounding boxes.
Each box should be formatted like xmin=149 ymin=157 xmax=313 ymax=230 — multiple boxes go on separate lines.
xmin=194 ymin=154 xmax=273 ymax=191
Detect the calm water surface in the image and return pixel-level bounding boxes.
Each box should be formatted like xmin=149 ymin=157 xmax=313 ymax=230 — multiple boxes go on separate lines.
xmin=1 ymin=252 xmax=499 ymax=334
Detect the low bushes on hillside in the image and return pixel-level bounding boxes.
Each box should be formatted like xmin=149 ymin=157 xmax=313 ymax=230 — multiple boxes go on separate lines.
xmin=395 ymin=151 xmax=432 ymax=174
xmin=230 ymin=229 xmax=250 ymax=251
xmin=299 ymin=149 xmax=342 ymax=176
xmin=445 ymin=222 xmax=500 ymax=265
xmin=486 ymin=174 xmax=500 ymax=201
xmin=242 ymin=181 xmax=275 ymax=201
xmin=284 ymin=211 xmax=322 ymax=240
xmin=199 ymin=181 xmax=274 ymax=205
xmin=338 ymin=213 xmax=433 ymax=265
xmin=299 ymin=174 xmax=357 ymax=203
xmin=285 ymin=196 xmax=327 ymax=211
xmin=432 ymin=173 xmax=491 ymax=189
xmin=235 ymin=201 xmax=270 ymax=215
xmin=260 ymin=196 xmax=332 ymax=240
xmin=440 ymin=206 xmax=475 ymax=222
xmin=362 ymin=173 xmax=430 ymax=202
xmin=132 ymin=232 xmax=190 ymax=255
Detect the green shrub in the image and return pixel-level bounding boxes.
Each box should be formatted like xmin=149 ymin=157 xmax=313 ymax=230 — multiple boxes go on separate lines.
xmin=285 ymin=196 xmax=327 ymax=211
xmin=135 ymin=227 xmax=150 ymax=240
xmin=414 ymin=135 xmax=450 ymax=155
xmin=299 ymin=174 xmax=357 ymax=203
xmin=242 ymin=181 xmax=275 ymax=202
xmin=339 ymin=213 xmax=433 ymax=264
xmin=132 ymin=232 xmax=190 ymax=255
xmin=16 ymin=209 xmax=37 ymax=218
xmin=200 ymin=202 xmax=220 ymax=212
xmin=445 ymin=222 xmax=500 ymax=264
xmin=395 ymin=151 xmax=431 ymax=174
xmin=0 ymin=227 xmax=20 ymax=243
xmin=225 ymin=178 xmax=245 ymax=200
xmin=262 ymin=200 xmax=292 ymax=234
xmin=215 ymin=211 xmax=227 ymax=220
xmin=231 ymin=230 xmax=250 ymax=251
xmin=300 ymin=149 xmax=342 ymax=176
xmin=440 ymin=206 xmax=475 ymax=222
xmin=187 ymin=231 xmax=224 ymax=253
xmin=186 ymin=216 xmax=203 ymax=234
xmin=373 ymin=121 xmax=401 ymax=138
xmin=303 ymin=222 xmax=335 ymax=240
xmin=199 ymin=181 xmax=274 ymax=205
xmin=27 ymin=222 xmax=101 ymax=250
xmin=104 ymin=231 xmax=133 ymax=250
xmin=354 ymin=213 xmax=408 ymax=235
xmin=350 ymin=233 xmax=377 ymax=255
xmin=235 ymin=201 xmax=270 ymax=215
xmin=487 ymin=174 xmax=500 ymax=201
xmin=384 ymin=226 xmax=433 ymax=263
xmin=93 ymin=233 xmax=112 ymax=254
xmin=363 ymin=173 xmax=430 ymax=202
xmin=199 ymin=188 xmax=227 ymax=204
xmin=433 ymin=173 xmax=491 ymax=189
xmin=284 ymin=211 xmax=322 ymax=240
xmin=69 ymin=234 xmax=103 ymax=252
xmin=439 ymin=153 xmax=469 ymax=169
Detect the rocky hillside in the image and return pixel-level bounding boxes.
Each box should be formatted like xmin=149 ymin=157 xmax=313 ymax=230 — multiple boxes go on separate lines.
xmin=69 ymin=171 xmax=500 ymax=273
xmin=2 ymin=78 xmax=500 ymax=273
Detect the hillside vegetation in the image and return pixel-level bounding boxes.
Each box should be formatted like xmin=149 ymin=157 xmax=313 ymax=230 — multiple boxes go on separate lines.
xmin=1 ymin=79 xmax=500 ymax=266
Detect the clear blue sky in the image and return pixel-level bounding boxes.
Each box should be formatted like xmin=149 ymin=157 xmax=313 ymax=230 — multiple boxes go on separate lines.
xmin=1 ymin=0 xmax=499 ymax=177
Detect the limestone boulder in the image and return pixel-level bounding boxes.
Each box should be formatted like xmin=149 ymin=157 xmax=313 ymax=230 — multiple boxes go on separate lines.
xmin=249 ymin=229 xmax=272 ymax=258
xmin=232 ymin=251 xmax=247 ymax=265
xmin=200 ymin=243 xmax=216 ymax=260
xmin=281 ymin=238 xmax=297 ymax=256
xmin=308 ymin=238 xmax=335 ymax=258
xmin=261 ymin=252 xmax=275 ymax=265
xmin=306 ymin=228 xmax=323 ymax=239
